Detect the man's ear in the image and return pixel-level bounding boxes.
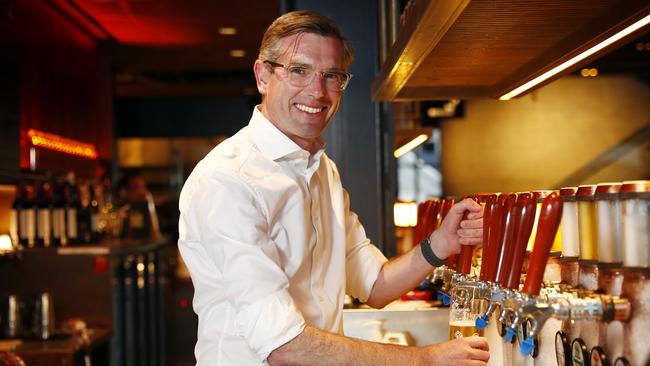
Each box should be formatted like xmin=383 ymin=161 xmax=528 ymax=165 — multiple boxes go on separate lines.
xmin=253 ymin=60 xmax=270 ymax=96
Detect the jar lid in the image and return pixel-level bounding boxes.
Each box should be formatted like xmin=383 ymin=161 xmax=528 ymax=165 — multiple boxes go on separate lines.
xmin=619 ymin=180 xmax=650 ymax=199
xmin=594 ymin=182 xmax=621 ymax=200
xmin=576 ymin=184 xmax=597 ymax=200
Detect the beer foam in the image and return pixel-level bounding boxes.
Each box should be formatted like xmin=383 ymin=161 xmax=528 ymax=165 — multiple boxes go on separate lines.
xmin=449 ymin=319 xmax=478 ymax=327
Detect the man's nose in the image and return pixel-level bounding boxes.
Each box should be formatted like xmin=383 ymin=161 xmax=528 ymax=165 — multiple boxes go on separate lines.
xmin=305 ymin=72 xmax=327 ymax=96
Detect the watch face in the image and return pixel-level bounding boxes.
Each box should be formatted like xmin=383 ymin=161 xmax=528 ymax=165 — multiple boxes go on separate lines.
xmin=572 ymin=338 xmax=590 ymax=366
xmin=590 ymin=346 xmax=609 ymax=366
xmin=556 ymin=331 xmax=569 ymax=366
xmin=613 ymin=357 xmax=630 ymax=366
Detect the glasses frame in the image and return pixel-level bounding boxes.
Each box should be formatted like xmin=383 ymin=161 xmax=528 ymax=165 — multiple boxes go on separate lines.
xmin=263 ymin=60 xmax=353 ymax=91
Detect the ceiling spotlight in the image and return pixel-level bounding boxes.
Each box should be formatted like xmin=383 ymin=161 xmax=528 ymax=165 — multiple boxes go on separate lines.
xmin=229 ymin=49 xmax=246 ymax=58
xmin=218 ymin=27 xmax=237 ymax=35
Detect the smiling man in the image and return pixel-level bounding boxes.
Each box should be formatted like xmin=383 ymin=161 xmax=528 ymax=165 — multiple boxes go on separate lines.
xmin=178 ymin=10 xmax=489 ymax=366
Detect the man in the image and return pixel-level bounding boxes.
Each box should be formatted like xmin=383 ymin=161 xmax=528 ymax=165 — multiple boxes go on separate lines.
xmin=178 ymin=10 xmax=489 ymax=365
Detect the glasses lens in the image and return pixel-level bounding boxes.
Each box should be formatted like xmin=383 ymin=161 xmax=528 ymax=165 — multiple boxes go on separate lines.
xmin=286 ymin=66 xmax=312 ymax=86
xmin=282 ymin=64 xmax=350 ymax=91
xmin=323 ymin=72 xmax=348 ymax=91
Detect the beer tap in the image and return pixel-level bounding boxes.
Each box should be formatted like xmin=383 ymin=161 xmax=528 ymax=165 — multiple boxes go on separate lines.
xmin=476 ymin=193 xmax=517 ymax=330
xmin=501 ymin=193 xmax=537 ymax=343
xmin=505 ymin=192 xmax=565 ymax=355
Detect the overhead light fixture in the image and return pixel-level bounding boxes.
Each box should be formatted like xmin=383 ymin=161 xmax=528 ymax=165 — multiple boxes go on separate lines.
xmin=499 ymin=14 xmax=650 ymax=101
xmin=229 ymin=49 xmax=246 ymax=58
xmin=394 ymin=133 xmax=429 ymax=158
xmin=218 ymin=27 xmax=237 ymax=35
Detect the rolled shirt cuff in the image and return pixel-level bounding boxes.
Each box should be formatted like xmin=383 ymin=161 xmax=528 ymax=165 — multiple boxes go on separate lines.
xmin=234 ymin=289 xmax=306 ymax=362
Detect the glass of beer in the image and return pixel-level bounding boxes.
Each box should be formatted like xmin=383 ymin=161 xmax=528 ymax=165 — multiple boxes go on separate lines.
xmin=448 ymin=283 xmax=487 ymax=339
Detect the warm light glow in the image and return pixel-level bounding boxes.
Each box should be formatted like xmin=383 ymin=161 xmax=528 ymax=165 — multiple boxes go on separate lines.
xmin=28 ymin=129 xmax=98 ymax=159
xmin=0 ymin=235 xmax=13 ymax=252
xmin=580 ymin=68 xmax=599 ymax=77
xmin=229 ymin=49 xmax=246 ymax=58
xmin=499 ymin=14 xmax=650 ymax=100
xmin=218 ymin=27 xmax=237 ymax=35
xmin=394 ymin=134 xmax=429 ymax=158
xmin=394 ymin=201 xmax=418 ymax=227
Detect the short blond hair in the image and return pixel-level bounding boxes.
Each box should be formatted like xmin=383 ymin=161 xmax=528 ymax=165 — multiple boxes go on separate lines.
xmin=258 ymin=10 xmax=355 ymax=69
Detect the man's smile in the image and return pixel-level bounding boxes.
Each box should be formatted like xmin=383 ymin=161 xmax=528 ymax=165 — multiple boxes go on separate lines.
xmin=294 ymin=103 xmax=327 ymax=114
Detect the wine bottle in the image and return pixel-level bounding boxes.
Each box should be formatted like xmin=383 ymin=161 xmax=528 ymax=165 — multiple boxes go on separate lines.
xmin=21 ymin=185 xmax=37 ymax=248
xmin=52 ymin=181 xmax=67 ymax=247
xmin=36 ymin=182 xmax=53 ymax=247
xmin=65 ymin=180 xmax=80 ymax=245
xmin=89 ymin=184 xmax=100 ymax=243
xmin=10 ymin=184 xmax=23 ymax=248
xmin=77 ymin=182 xmax=92 ymax=244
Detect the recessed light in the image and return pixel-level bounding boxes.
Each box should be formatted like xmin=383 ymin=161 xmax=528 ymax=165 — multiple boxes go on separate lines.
xmin=229 ymin=49 xmax=246 ymax=58
xmin=218 ymin=27 xmax=237 ymax=35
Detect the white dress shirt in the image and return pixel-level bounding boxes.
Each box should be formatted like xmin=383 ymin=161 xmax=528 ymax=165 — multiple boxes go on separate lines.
xmin=178 ymin=106 xmax=388 ymax=365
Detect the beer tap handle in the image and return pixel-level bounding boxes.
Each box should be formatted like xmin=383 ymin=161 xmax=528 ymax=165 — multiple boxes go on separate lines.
xmin=457 ymin=196 xmax=478 ymax=275
xmin=495 ymin=194 xmax=518 ymax=286
xmin=522 ymin=192 xmax=563 ymax=296
xmin=506 ymin=193 xmax=537 ymax=290
xmin=414 ymin=201 xmax=429 ymax=244
xmin=425 ymin=200 xmax=442 ymax=238
xmin=486 ymin=194 xmax=508 ymax=281
xmin=479 ymin=194 xmax=499 ymax=281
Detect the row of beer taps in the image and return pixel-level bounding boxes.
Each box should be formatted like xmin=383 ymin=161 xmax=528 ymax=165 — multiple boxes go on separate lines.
xmin=418 ymin=191 xmax=632 ymax=356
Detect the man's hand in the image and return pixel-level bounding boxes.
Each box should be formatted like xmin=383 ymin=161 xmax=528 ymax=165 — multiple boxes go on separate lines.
xmin=430 ymin=198 xmax=483 ymax=260
xmin=419 ymin=337 xmax=490 ymax=366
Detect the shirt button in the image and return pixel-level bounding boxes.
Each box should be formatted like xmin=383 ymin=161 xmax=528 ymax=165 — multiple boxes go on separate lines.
xmin=318 ymin=295 xmax=324 ymax=302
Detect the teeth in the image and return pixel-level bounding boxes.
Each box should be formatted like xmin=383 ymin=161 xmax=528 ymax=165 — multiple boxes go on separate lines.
xmin=295 ymin=104 xmax=324 ymax=114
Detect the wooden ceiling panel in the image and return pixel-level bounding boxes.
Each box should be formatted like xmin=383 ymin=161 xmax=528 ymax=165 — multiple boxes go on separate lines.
xmin=373 ymin=0 xmax=650 ymax=101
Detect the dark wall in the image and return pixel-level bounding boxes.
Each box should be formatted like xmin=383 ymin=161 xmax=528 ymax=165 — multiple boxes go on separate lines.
xmin=116 ymin=95 xmax=259 ymax=138
xmin=0 ymin=42 xmax=19 ymax=182
xmin=291 ymin=0 xmax=396 ymax=254
xmin=17 ymin=0 xmax=114 ymax=162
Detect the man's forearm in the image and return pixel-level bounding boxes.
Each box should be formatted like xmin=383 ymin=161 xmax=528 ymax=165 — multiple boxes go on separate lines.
xmin=365 ymin=239 xmax=435 ymax=308
xmin=267 ymin=326 xmax=421 ymax=366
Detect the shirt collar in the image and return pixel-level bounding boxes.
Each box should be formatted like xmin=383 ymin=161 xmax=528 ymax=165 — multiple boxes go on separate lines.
xmin=248 ymin=105 xmax=326 ymax=161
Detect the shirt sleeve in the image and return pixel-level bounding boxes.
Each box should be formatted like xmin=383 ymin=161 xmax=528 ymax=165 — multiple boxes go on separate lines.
xmin=341 ymin=187 xmax=389 ymax=302
xmin=190 ymin=171 xmax=305 ymax=362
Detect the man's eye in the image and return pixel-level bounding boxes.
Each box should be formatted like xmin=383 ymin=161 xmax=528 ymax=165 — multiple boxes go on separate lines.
xmin=288 ymin=67 xmax=308 ymax=76
xmin=324 ymin=72 xmax=343 ymax=81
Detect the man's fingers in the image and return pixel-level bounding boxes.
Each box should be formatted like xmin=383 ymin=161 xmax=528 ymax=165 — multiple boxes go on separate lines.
xmin=460 ymin=218 xmax=483 ymax=229
xmin=458 ymin=198 xmax=482 ymax=212
xmin=465 ymin=336 xmax=489 ymax=351
xmin=467 ymin=361 xmax=488 ymax=366
xmin=458 ymin=228 xmax=482 ymax=238
xmin=459 ymin=237 xmax=483 ymax=245
xmin=471 ymin=349 xmax=490 ymax=361
xmin=465 ymin=212 xmax=483 ymax=220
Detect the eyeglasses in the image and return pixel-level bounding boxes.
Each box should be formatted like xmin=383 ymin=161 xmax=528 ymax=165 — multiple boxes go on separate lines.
xmin=263 ymin=60 xmax=352 ymax=92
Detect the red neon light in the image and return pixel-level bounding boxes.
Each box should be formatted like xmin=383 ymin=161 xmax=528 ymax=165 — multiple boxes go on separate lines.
xmin=27 ymin=129 xmax=98 ymax=159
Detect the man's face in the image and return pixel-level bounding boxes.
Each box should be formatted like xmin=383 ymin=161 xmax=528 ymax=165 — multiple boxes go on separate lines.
xmin=254 ymin=33 xmax=346 ymax=151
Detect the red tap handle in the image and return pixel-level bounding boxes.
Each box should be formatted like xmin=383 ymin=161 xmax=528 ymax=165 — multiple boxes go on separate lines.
xmin=425 ymin=200 xmax=442 ymax=238
xmin=496 ymin=193 xmax=519 ymax=286
xmin=479 ymin=194 xmax=499 ymax=281
xmin=486 ymin=194 xmax=507 ymax=281
xmin=506 ymin=193 xmax=537 ymax=289
xmin=440 ymin=198 xmax=457 ymax=269
xmin=522 ymin=192 xmax=563 ymax=296
xmin=414 ymin=201 xmax=428 ymax=244
xmin=457 ymin=196 xmax=482 ymax=275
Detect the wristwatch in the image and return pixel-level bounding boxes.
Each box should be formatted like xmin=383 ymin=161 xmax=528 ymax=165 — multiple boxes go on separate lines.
xmin=420 ymin=237 xmax=445 ymax=267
